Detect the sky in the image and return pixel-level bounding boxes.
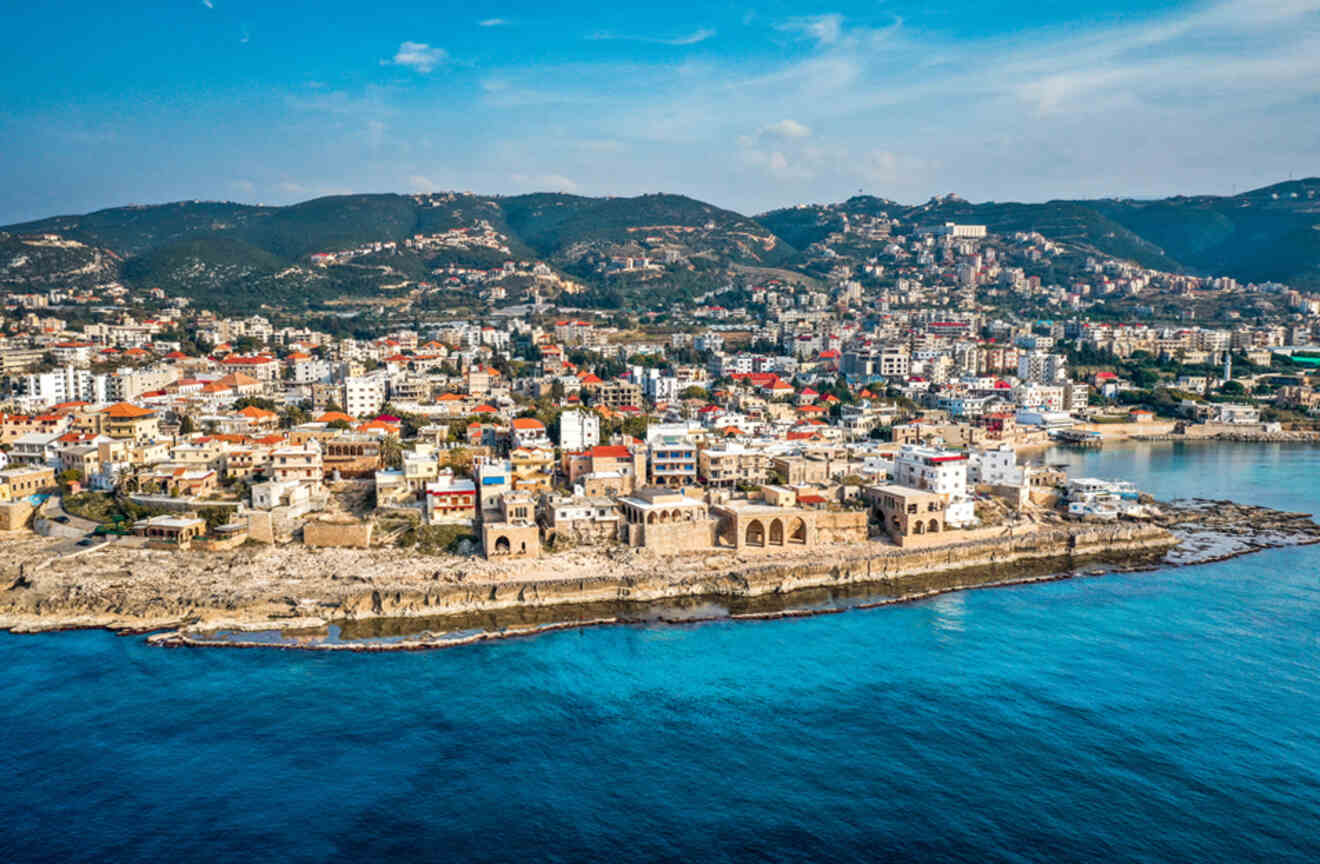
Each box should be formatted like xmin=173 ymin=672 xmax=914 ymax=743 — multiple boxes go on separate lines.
xmin=2 ymin=0 xmax=1318 ymax=224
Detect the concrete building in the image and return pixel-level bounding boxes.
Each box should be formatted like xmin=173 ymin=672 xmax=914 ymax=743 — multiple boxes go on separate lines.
xmin=559 ymin=409 xmax=600 ymax=451
xmin=616 ymin=487 xmax=714 ymax=551
xmin=865 ymin=484 xmax=947 ymax=544
xmin=424 ymin=470 xmax=477 ymax=524
xmin=343 ymin=374 xmax=387 ymax=418
xmin=271 ymin=439 xmax=323 ymax=483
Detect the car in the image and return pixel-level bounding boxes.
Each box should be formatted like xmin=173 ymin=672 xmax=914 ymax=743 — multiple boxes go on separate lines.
xmin=76 ymin=538 xmax=96 ymax=547
xmin=53 ymin=515 xmax=70 ymax=524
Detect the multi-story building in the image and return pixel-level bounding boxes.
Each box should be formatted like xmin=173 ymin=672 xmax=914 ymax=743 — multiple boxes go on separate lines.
xmin=11 ymin=366 xmax=108 ymax=411
xmin=425 ymin=470 xmax=477 ymax=524
xmin=270 ymin=439 xmax=323 ymax=483
xmin=559 ymin=409 xmax=600 ymax=451
xmin=102 ymin=402 xmax=161 ymax=443
xmin=699 ymin=444 xmax=771 ymax=488
xmin=1017 ymin=351 xmax=1068 ymax=383
xmin=647 ymin=425 xmax=698 ymax=487
xmin=892 ymin=443 xmax=975 ymax=527
xmin=343 ymin=374 xmax=387 ymax=418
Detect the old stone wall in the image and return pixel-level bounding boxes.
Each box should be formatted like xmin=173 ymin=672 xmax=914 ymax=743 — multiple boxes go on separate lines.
xmin=305 ymin=519 xmax=373 ymax=549
xmin=814 ymin=510 xmax=869 ymax=544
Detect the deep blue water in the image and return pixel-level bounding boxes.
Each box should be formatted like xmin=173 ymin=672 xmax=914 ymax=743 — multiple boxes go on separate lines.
xmin=3 ymin=443 xmax=1319 ymax=862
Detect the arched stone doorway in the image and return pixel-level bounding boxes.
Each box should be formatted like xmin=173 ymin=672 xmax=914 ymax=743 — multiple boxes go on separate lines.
xmin=746 ymin=519 xmax=765 ymax=547
xmin=789 ymin=518 xmax=807 ymax=544
xmin=769 ymin=518 xmax=784 ymax=545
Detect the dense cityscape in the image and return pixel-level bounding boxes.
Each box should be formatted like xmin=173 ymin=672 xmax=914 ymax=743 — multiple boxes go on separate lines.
xmin=0 ymin=187 xmax=1317 ymax=562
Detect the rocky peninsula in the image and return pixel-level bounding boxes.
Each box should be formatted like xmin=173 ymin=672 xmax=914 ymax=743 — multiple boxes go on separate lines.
xmin=3 ymin=498 xmax=1317 ymax=650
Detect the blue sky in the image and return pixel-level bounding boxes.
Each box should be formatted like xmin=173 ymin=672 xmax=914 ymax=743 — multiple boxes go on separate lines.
xmin=2 ymin=0 xmax=1318 ymax=223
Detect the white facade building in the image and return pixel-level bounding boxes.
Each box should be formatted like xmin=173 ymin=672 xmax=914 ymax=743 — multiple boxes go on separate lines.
xmin=560 ymin=409 xmax=601 ymax=451
xmin=343 ymin=374 xmax=387 ymax=418
xmin=12 ymin=366 xmax=108 ymax=410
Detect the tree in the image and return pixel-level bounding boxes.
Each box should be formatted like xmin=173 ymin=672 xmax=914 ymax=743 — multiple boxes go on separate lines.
xmin=1220 ymin=380 xmax=1246 ymax=395
xmin=379 ymin=436 xmax=404 ymax=470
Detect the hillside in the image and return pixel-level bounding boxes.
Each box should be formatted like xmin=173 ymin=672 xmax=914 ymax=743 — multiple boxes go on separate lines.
xmin=4 ymin=179 xmax=1319 ymax=312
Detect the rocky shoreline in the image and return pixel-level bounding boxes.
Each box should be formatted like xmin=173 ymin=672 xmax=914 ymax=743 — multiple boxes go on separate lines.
xmin=3 ymin=498 xmax=1315 ymax=650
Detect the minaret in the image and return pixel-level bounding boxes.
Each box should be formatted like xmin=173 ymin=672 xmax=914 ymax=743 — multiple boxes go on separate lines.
xmin=1223 ymin=352 xmax=1232 ymax=383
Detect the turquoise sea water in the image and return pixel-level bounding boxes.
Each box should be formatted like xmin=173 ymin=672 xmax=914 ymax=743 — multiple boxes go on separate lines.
xmin=3 ymin=442 xmax=1319 ymax=862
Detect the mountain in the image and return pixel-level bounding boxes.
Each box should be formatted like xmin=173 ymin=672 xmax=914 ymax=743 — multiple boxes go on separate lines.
xmin=1 ymin=191 xmax=795 ymax=311
xmin=754 ymin=180 xmax=1320 ymax=289
xmin=1089 ymin=178 xmax=1320 ymax=287
xmin=3 ymin=179 xmax=1318 ymax=313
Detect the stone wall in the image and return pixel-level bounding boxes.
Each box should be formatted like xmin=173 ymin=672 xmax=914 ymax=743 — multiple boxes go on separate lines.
xmin=326 ymin=522 xmax=1176 ymax=623
xmin=814 ymin=510 xmax=869 ymax=544
xmin=0 ymin=500 xmax=35 ymax=532
xmin=304 ymin=518 xmax=373 ymax=549
xmin=624 ymin=518 xmax=716 ymax=554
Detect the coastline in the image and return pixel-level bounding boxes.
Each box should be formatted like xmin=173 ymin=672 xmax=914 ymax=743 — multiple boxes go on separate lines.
xmin=5 ymin=495 xmax=1318 ymax=652
xmin=145 ymin=567 xmax=1150 ymax=653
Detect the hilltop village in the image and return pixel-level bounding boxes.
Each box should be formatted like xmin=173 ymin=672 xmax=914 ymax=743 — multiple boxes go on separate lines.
xmin=1 ymin=205 xmax=1319 ymax=571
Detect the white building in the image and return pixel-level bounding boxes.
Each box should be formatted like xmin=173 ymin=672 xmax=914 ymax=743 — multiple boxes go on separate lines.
xmin=893 ymin=443 xmax=976 ymax=527
xmin=1013 ymin=383 xmax=1066 ymax=412
xmin=343 ymin=374 xmax=387 ymax=418
xmin=893 ymin=444 xmax=968 ymax=498
xmin=967 ymin=442 xmax=1024 ymax=486
xmin=1016 ymin=351 xmax=1067 ymax=384
xmin=12 ymin=366 xmax=108 ymax=411
xmin=560 ymin=409 xmax=600 ymax=451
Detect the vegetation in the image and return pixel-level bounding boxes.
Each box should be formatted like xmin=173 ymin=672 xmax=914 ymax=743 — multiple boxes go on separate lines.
xmin=7 ymin=179 xmax=1320 ymax=312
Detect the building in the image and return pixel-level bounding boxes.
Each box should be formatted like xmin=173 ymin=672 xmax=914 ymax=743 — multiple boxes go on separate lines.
xmin=892 ymin=443 xmax=975 ymax=527
xmin=699 ymin=444 xmax=772 ymax=488
xmin=1017 ymin=351 xmax=1067 ymax=384
xmin=542 ymin=495 xmax=620 ymax=546
xmin=559 ymin=409 xmax=600 ymax=450
xmin=322 ymin=434 xmax=382 ymax=478
xmin=481 ymin=492 xmax=540 ymax=559
xmin=0 ymin=465 xmax=56 ymax=502
xmin=133 ymin=514 xmax=207 ymax=548
xmin=616 ymin=487 xmax=714 ymax=551
xmin=510 ymin=417 xmax=551 ymax=449
xmin=102 ymin=402 xmax=160 ymax=442
xmin=12 ymin=366 xmax=108 ymax=411
xmin=424 ymin=471 xmax=477 ymax=524
xmin=967 ymin=442 xmax=1023 ymax=486
xmin=343 ymin=374 xmax=387 ymax=418
xmin=893 ymin=444 xmax=968 ymax=498
xmin=646 ymin=423 xmax=699 ymax=487
xmin=865 ymin=484 xmax=947 ymax=544
xmin=270 ymin=439 xmax=323 ymax=483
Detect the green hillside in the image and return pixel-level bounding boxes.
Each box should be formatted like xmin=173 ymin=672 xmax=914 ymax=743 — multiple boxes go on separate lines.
xmin=4 ymin=178 xmax=1319 ymax=312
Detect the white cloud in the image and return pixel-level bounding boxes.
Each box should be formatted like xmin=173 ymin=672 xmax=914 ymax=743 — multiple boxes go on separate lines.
xmin=408 ymin=175 xmax=439 ymax=192
xmin=777 ymin=14 xmax=843 ymax=46
xmin=759 ymin=119 xmax=811 ymax=139
xmin=511 ymin=173 xmax=579 ymax=193
xmin=382 ymin=41 xmax=447 ymax=74
xmin=479 ymin=18 xmax=507 ymax=27
xmin=588 ymin=28 xmax=715 ymax=46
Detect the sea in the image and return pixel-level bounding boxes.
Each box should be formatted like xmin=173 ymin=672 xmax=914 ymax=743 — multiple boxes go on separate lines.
xmin=2 ymin=442 xmax=1318 ymax=863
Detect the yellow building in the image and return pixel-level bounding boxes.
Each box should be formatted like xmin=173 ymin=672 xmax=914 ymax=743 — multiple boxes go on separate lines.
xmin=103 ymin=402 xmax=161 ymax=443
